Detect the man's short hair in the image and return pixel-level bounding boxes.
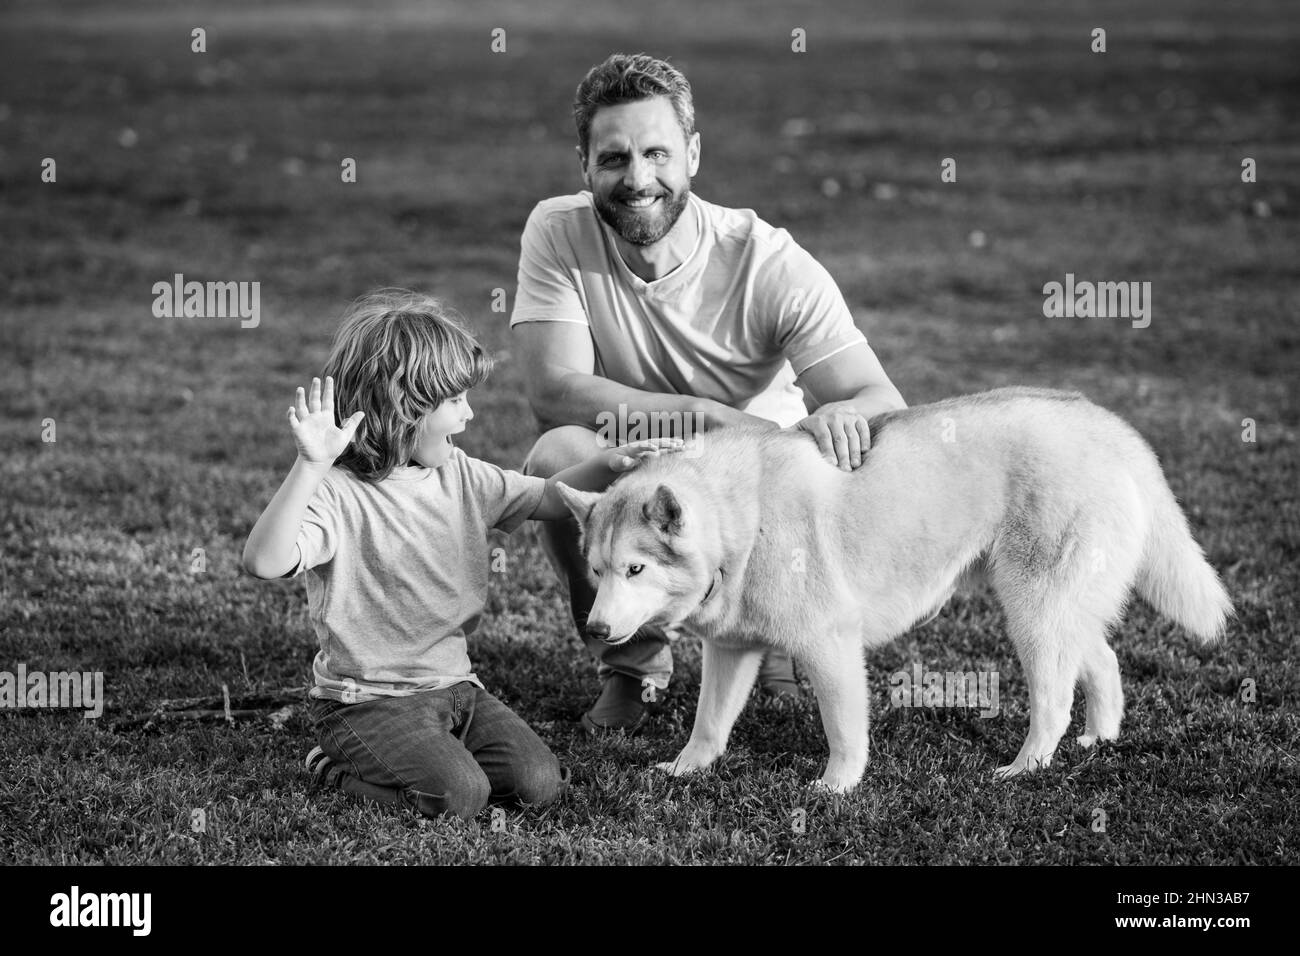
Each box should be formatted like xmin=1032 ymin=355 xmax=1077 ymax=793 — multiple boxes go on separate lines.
xmin=573 ymin=53 xmax=695 ymax=159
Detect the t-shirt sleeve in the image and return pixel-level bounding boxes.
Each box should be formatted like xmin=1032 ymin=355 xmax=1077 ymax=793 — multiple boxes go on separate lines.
xmin=510 ymin=202 xmax=591 ymax=328
xmin=462 ymin=455 xmax=549 ymax=534
xmin=289 ymin=474 xmax=343 ymax=577
xmin=761 ymin=234 xmax=868 ymax=375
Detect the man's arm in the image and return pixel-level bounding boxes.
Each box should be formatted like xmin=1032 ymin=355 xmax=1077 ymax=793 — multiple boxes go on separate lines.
xmin=794 ymin=341 xmax=907 ymax=470
xmin=513 ymin=321 xmax=774 ymax=435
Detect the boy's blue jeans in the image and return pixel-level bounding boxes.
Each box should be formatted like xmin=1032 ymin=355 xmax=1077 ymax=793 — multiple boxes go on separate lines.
xmin=309 ymin=682 xmax=567 ymax=820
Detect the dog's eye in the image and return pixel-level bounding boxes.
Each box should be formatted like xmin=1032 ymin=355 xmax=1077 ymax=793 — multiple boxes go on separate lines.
xmin=627 ymin=564 xmax=644 ymax=577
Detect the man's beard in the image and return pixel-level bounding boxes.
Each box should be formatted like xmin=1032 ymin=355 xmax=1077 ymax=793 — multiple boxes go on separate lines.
xmin=593 ymin=183 xmax=691 ymax=246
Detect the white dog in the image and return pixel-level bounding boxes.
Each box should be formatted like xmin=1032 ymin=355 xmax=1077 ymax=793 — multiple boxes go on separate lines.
xmin=558 ymin=388 xmax=1232 ymax=791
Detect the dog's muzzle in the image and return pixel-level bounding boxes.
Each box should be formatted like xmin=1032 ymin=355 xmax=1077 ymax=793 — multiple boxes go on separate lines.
xmin=584 ymin=622 xmax=633 ymax=645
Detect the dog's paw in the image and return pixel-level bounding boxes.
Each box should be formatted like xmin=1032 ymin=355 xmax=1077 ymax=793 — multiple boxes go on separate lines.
xmin=809 ymin=777 xmax=855 ymax=795
xmin=993 ymin=754 xmax=1053 ymax=779
xmin=1077 ymin=729 xmax=1119 ymax=749
xmin=653 ymin=758 xmax=707 ymax=777
xmin=653 ymin=743 xmax=721 ymax=777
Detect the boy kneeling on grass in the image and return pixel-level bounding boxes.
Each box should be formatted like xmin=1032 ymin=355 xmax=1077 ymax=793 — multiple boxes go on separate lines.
xmin=242 ymin=290 xmax=680 ymax=820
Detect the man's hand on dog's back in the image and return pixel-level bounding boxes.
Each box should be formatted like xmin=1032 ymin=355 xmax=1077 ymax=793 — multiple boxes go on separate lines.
xmin=794 ymin=401 xmax=873 ymax=471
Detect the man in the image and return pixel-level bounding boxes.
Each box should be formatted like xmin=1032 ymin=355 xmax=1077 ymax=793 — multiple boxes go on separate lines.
xmin=512 ymin=53 xmax=906 ymax=733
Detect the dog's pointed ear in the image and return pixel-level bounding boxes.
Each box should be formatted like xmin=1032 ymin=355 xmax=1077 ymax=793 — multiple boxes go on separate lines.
xmin=556 ymin=483 xmax=601 ymax=525
xmin=643 ymin=484 xmax=684 ymax=535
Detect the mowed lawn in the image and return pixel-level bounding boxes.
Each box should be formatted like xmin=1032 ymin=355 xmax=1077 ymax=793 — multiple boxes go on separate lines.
xmin=0 ymin=0 xmax=1296 ymax=864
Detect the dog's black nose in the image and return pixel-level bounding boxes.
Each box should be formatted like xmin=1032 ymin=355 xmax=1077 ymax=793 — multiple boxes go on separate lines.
xmin=585 ymin=622 xmax=611 ymax=642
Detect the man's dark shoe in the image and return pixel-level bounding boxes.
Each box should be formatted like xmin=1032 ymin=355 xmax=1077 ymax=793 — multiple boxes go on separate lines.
xmin=581 ymin=673 xmax=654 ymax=735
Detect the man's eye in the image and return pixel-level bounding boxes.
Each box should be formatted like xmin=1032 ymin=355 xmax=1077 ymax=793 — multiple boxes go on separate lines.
xmin=627 ymin=564 xmax=644 ymax=577
xmin=649 ymin=150 xmax=667 ymax=161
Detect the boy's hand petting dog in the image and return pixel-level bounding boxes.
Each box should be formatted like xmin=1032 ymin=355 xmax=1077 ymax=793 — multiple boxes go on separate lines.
xmin=288 ymin=376 xmax=365 ymax=467
xmin=606 ymin=437 xmax=685 ymax=472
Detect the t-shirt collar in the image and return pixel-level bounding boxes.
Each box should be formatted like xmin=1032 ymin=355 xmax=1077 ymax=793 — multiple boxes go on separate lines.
xmin=392 ymin=445 xmax=460 ymax=479
xmin=592 ymin=191 xmax=706 ymax=297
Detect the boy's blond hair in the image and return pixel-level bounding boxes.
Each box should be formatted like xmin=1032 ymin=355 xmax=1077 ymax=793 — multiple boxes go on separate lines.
xmin=324 ymin=289 xmax=492 ymax=482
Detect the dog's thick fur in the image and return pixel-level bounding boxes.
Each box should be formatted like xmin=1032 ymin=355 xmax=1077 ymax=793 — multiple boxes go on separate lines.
xmin=558 ymin=387 xmax=1233 ymax=791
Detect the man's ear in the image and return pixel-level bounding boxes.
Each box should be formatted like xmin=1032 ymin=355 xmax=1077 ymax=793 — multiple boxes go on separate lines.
xmin=643 ymin=484 xmax=684 ymax=535
xmin=557 ymin=483 xmax=601 ymax=525
xmin=687 ymin=130 xmax=701 ymax=177
xmin=575 ymin=144 xmax=589 ymax=183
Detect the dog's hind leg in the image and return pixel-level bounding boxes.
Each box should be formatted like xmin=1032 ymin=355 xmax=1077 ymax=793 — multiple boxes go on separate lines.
xmin=655 ymin=641 xmax=763 ymax=778
xmin=994 ymin=541 xmax=1137 ymax=776
xmin=797 ymin=632 xmax=869 ymax=793
xmin=993 ymin=599 xmax=1082 ymax=779
xmin=1076 ymin=631 xmax=1123 ymax=748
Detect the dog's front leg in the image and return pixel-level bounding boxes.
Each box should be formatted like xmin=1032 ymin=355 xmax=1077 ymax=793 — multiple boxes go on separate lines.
xmin=799 ymin=633 xmax=869 ymax=793
xmin=655 ymin=640 xmax=763 ymax=777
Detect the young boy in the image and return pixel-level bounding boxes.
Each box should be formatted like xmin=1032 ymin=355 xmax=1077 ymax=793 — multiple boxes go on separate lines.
xmin=242 ymin=290 xmax=679 ymax=820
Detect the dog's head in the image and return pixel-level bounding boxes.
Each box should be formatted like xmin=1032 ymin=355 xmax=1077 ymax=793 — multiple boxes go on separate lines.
xmin=557 ymin=480 xmax=715 ymax=644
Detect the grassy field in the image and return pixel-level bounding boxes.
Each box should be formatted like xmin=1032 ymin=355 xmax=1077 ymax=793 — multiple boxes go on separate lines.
xmin=0 ymin=0 xmax=1297 ymax=864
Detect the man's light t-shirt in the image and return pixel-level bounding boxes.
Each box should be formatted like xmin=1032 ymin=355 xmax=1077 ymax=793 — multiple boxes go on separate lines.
xmin=511 ymin=190 xmax=867 ymax=427
xmin=291 ymin=448 xmax=547 ymax=703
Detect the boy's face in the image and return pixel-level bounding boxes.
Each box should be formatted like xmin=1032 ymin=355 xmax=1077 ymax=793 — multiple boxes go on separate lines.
xmin=411 ymin=393 xmax=473 ymax=467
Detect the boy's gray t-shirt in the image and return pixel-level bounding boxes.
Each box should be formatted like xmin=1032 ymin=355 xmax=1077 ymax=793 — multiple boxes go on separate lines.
xmin=290 ymin=447 xmax=547 ymax=703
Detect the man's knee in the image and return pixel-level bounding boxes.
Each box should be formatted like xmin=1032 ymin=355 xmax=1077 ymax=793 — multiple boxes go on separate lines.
xmin=523 ymin=425 xmax=601 ymax=479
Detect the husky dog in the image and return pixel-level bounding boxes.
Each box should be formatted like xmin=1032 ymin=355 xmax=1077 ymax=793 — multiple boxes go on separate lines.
xmin=557 ymin=388 xmax=1232 ymax=791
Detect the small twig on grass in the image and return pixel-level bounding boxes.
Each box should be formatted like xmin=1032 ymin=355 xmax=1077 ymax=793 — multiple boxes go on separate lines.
xmin=109 ymin=687 xmax=310 ymax=732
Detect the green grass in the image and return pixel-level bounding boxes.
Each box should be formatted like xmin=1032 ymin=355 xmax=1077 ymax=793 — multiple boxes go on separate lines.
xmin=0 ymin=0 xmax=1297 ymax=864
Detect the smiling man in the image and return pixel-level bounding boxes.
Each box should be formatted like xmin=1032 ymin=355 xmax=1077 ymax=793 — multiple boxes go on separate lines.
xmin=513 ymin=53 xmax=906 ymax=733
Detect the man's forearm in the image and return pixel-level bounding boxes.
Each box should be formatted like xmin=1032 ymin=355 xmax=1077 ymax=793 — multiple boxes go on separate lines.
xmin=533 ymin=369 xmax=772 ymax=435
xmin=837 ymin=382 xmax=908 ymax=418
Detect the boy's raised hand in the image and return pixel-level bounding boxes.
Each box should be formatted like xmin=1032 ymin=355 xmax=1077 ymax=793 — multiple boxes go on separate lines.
xmin=288 ymin=376 xmax=365 ymax=466
xmin=607 ymin=437 xmax=685 ymax=473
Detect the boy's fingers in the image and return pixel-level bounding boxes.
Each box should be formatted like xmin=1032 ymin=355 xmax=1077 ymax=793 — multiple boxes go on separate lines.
xmin=634 ymin=437 xmax=682 ymax=451
xmin=308 ymin=377 xmax=321 ymax=414
xmin=323 ymin=376 xmax=336 ymax=420
xmin=295 ymin=387 xmax=309 ymax=420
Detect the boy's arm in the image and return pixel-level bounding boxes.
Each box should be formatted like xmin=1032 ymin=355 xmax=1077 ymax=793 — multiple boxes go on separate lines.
xmin=241 ymin=457 xmax=332 ymax=579
xmin=242 ymin=375 xmax=364 ymax=580
xmin=530 ymin=438 xmax=682 ymax=521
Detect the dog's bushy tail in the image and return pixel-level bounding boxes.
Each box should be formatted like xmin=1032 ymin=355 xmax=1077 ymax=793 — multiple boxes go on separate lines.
xmin=1136 ymin=479 xmax=1233 ymax=642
